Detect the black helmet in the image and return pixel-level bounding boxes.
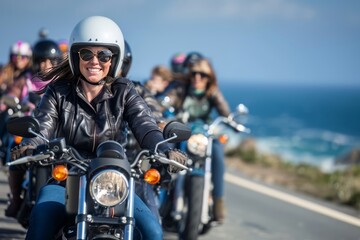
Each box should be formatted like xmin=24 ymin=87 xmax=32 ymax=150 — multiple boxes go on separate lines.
xmin=121 ymin=40 xmax=132 ymax=78
xmin=170 ymin=52 xmax=186 ymax=73
xmin=32 ymin=39 xmax=62 ymax=73
xmin=182 ymin=51 xmax=204 ymax=74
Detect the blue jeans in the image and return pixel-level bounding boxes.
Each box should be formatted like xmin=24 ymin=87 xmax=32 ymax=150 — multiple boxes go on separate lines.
xmin=25 ymin=184 xmax=162 ymax=240
xmin=135 ymin=181 xmax=161 ymax=223
xmin=211 ymin=140 xmax=225 ymax=198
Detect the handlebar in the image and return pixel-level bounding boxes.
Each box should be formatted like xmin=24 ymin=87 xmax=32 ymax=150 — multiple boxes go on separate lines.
xmin=130 ymin=149 xmax=190 ymax=171
xmin=6 ymin=153 xmax=52 ymax=166
xmin=208 ymin=116 xmax=250 ymax=135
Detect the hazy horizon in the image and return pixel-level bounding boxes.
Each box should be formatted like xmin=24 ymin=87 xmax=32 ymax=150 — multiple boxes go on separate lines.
xmin=1 ymin=0 xmax=359 ymax=86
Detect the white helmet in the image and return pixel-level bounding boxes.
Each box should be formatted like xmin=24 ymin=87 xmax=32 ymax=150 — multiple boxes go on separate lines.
xmin=68 ymin=16 xmax=125 ymax=78
xmin=10 ymin=41 xmax=32 ymax=57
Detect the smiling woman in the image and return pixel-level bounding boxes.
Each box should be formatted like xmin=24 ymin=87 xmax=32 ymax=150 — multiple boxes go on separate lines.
xmin=77 ymin=46 xmax=113 ymax=101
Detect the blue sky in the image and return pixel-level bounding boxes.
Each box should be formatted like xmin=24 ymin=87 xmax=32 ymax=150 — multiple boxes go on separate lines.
xmin=1 ymin=0 xmax=359 ymax=86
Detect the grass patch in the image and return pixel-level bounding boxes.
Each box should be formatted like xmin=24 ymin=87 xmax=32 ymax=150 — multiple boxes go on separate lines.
xmin=226 ymin=138 xmax=360 ymax=209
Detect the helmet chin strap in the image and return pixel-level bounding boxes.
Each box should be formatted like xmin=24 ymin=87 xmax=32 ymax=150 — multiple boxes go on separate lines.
xmin=80 ymin=76 xmax=107 ymax=86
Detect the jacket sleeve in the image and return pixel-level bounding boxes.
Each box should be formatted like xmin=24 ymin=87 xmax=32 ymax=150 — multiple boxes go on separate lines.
xmin=211 ymin=89 xmax=231 ymax=117
xmin=21 ymin=84 xmax=59 ymax=146
xmin=124 ymin=84 xmax=169 ymax=151
xmin=165 ymin=80 xmax=186 ymax=112
xmin=133 ymin=81 xmax=164 ymax=122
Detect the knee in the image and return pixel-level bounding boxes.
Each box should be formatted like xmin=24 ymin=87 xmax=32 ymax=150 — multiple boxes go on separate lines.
xmin=142 ymin=220 xmax=163 ymax=240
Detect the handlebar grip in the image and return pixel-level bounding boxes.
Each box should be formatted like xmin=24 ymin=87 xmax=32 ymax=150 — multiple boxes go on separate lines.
xmin=157 ymin=156 xmax=190 ymax=171
xmin=228 ymin=120 xmax=250 ymax=133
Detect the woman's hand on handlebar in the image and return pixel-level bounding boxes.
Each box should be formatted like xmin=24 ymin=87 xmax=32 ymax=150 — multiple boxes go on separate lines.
xmin=11 ymin=144 xmax=35 ymax=161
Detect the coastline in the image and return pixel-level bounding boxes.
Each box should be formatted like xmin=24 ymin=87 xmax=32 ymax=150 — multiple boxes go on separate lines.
xmin=226 ymin=138 xmax=360 ymax=210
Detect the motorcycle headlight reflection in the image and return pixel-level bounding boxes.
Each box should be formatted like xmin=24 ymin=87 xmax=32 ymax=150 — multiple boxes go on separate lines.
xmin=90 ymin=170 xmax=129 ymax=207
xmin=187 ymin=134 xmax=208 ymax=157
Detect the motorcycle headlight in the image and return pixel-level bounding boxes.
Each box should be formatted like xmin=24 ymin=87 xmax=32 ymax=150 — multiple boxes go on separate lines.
xmin=187 ymin=134 xmax=208 ymax=157
xmin=90 ymin=170 xmax=129 ymax=207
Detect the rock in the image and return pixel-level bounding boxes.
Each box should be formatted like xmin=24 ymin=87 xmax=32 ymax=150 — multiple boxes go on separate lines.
xmin=335 ymin=148 xmax=360 ymax=165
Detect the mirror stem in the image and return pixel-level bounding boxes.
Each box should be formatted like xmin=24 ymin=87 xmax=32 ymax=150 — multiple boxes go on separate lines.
xmin=29 ymin=128 xmax=49 ymax=143
xmin=154 ymin=133 xmax=178 ymax=153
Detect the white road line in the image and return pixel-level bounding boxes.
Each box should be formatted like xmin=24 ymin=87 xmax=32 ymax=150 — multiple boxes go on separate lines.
xmin=225 ymin=173 xmax=360 ymax=227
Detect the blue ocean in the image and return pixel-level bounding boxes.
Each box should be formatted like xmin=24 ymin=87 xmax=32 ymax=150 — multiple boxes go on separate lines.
xmin=219 ymin=82 xmax=360 ymax=172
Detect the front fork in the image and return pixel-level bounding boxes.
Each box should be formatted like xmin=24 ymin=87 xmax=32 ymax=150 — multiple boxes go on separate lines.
xmin=173 ymin=138 xmax=213 ymax=224
xmin=124 ymin=177 xmax=135 ymax=240
xmin=201 ymin=138 xmax=212 ymax=224
xmin=77 ymin=175 xmax=87 ymax=240
xmin=76 ymin=176 xmax=135 ymax=240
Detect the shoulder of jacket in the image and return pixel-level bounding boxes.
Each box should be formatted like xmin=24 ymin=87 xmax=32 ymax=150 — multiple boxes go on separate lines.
xmin=48 ymin=79 xmax=73 ymax=92
xmin=112 ymin=77 xmax=133 ymax=86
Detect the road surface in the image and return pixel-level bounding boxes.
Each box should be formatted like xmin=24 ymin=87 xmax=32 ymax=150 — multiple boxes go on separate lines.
xmin=0 ymin=166 xmax=359 ymax=240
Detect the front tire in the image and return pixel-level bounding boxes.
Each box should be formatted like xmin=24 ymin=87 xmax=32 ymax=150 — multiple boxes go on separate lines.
xmin=179 ymin=175 xmax=204 ymax=240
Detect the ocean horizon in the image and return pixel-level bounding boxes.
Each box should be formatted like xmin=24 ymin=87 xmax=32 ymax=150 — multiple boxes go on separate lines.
xmin=219 ymin=81 xmax=360 ymax=172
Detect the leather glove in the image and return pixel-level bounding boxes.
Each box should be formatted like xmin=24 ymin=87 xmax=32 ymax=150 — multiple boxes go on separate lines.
xmin=11 ymin=144 xmax=35 ymax=161
xmin=166 ymin=149 xmax=188 ymax=173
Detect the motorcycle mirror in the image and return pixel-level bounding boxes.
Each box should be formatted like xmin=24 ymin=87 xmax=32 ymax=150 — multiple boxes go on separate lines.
xmin=163 ymin=121 xmax=191 ymax=143
xmin=6 ymin=116 xmax=41 ymax=138
xmin=236 ymin=103 xmax=249 ymax=115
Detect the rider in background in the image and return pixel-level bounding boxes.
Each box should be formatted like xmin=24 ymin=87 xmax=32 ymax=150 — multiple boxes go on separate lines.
xmin=1 ymin=41 xmax=33 ymax=217
xmin=144 ymin=65 xmax=173 ymax=97
xmin=179 ymin=57 xmax=230 ymax=224
xmin=0 ymin=41 xmax=33 ymax=99
xmin=169 ymin=52 xmax=186 ymax=79
xmin=4 ymin=38 xmax=62 ymax=219
xmin=31 ymin=38 xmax=63 ymax=92
xmin=144 ymin=64 xmax=186 ymax=117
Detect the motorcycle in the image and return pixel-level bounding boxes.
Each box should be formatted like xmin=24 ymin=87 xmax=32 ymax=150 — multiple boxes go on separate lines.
xmin=160 ymin=104 xmax=250 ymax=240
xmin=0 ymin=92 xmax=41 ymax=165
xmin=1 ymin=93 xmax=46 ymax=228
xmin=6 ymin=116 xmax=191 ymax=239
xmin=0 ymin=95 xmax=30 ymax=165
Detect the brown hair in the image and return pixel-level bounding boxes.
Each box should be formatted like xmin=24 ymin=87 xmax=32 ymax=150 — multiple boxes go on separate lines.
xmin=34 ymin=56 xmax=117 ymax=95
xmin=151 ymin=65 xmax=173 ymax=82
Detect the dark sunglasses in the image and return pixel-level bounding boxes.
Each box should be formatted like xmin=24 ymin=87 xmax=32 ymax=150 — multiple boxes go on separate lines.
xmin=78 ymin=49 xmax=113 ymax=63
xmin=11 ymin=54 xmax=30 ymax=61
xmin=191 ymin=71 xmax=210 ymax=79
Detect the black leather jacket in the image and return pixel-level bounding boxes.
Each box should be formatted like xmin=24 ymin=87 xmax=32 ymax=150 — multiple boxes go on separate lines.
xmin=24 ymin=77 xmax=167 ymax=157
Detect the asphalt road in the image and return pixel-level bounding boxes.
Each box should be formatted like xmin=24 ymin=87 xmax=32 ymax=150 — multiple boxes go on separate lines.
xmin=1 ymin=166 xmax=359 ymax=240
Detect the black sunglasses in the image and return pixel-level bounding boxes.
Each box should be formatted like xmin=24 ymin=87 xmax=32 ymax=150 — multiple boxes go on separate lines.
xmin=191 ymin=71 xmax=210 ymax=79
xmin=11 ymin=54 xmax=30 ymax=61
xmin=78 ymin=49 xmax=113 ymax=63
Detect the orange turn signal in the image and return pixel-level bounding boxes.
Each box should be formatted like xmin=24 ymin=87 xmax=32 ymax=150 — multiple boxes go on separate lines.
xmin=144 ymin=169 xmax=161 ymax=185
xmin=14 ymin=136 xmax=23 ymax=145
xmin=218 ymin=134 xmax=229 ymax=144
xmin=52 ymin=165 xmax=68 ymax=181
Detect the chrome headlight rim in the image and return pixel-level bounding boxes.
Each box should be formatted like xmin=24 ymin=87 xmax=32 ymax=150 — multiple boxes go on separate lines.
xmin=187 ymin=133 xmax=208 ymax=157
xmin=89 ymin=169 xmax=129 ymax=207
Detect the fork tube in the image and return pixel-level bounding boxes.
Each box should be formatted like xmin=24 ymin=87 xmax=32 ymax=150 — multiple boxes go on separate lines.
xmin=76 ymin=175 xmax=87 ymax=240
xmin=202 ymin=138 xmax=212 ymax=223
xmin=124 ymin=177 xmax=135 ymax=240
